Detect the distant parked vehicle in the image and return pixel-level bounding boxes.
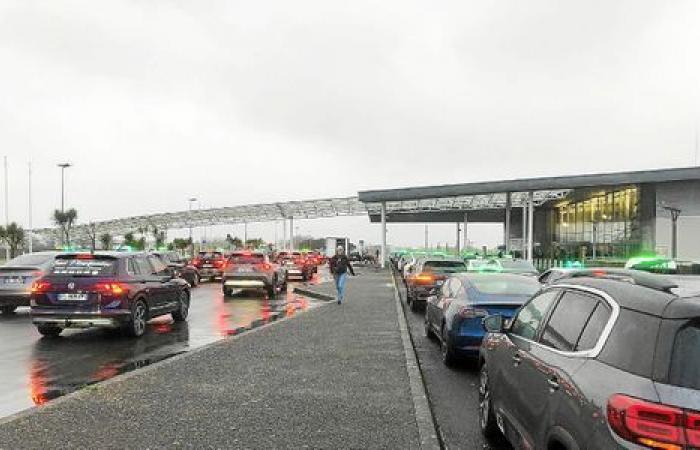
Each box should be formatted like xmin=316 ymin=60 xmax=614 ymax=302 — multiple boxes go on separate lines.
xmin=151 ymin=251 xmax=200 ymax=287
xmin=190 ymin=251 xmax=226 ymax=281
xmin=30 ymin=252 xmax=190 ymax=338
xmin=222 ymin=251 xmax=287 ymax=298
xmin=425 ymin=273 xmax=540 ymax=366
xmin=405 ymin=257 xmax=466 ymax=312
xmin=0 ymin=252 xmax=60 ymax=315
xmin=478 ymin=270 xmax=700 ymax=449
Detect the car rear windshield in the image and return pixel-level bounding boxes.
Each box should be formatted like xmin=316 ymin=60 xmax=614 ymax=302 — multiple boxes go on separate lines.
xmin=469 ymin=277 xmax=540 ymax=296
xmin=499 ymin=260 xmax=537 ymax=272
xmin=198 ymin=252 xmax=223 ymax=259
xmin=5 ymin=253 xmax=55 ymax=267
xmin=424 ymin=261 xmax=467 ymax=272
xmin=51 ymin=257 xmax=118 ymax=276
xmin=669 ymin=322 xmax=700 ymax=390
xmin=229 ymin=254 xmax=265 ymax=265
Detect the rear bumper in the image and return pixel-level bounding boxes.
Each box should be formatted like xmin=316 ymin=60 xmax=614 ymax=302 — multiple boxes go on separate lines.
xmin=198 ymin=268 xmax=223 ymax=278
xmin=407 ymin=285 xmax=439 ymax=301
xmin=223 ymin=274 xmax=273 ymax=288
xmin=0 ymin=292 xmax=30 ymax=307
xmin=285 ymin=267 xmax=305 ymax=279
xmin=31 ymin=309 xmax=131 ymax=328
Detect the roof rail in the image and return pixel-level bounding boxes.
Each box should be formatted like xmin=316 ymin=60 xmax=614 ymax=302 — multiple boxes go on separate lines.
xmin=558 ymin=268 xmax=678 ymax=293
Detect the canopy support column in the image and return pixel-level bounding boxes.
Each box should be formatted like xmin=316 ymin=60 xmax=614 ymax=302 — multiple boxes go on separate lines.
xmin=380 ymin=202 xmax=387 ymax=268
xmin=527 ymin=191 xmax=534 ymax=262
xmin=505 ymin=192 xmax=511 ymax=253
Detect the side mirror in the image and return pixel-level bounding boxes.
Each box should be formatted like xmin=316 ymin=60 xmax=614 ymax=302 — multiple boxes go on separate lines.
xmin=483 ymin=314 xmax=505 ymax=333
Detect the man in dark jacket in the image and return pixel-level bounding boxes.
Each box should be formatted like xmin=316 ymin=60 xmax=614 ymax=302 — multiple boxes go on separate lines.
xmin=329 ymin=246 xmax=355 ymax=304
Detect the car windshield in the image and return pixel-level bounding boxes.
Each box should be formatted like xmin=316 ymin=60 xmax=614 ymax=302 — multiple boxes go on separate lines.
xmin=469 ymin=276 xmax=540 ymax=296
xmin=229 ymin=254 xmax=265 ymax=265
xmin=499 ymin=260 xmax=537 ymax=272
xmin=51 ymin=257 xmax=118 ymax=276
xmin=4 ymin=253 xmax=54 ymax=267
xmin=424 ymin=261 xmax=467 ymax=272
xmin=669 ymin=322 xmax=700 ymax=390
xmin=198 ymin=252 xmax=223 ymax=259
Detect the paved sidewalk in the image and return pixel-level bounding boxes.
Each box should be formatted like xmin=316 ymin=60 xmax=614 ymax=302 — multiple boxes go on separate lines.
xmin=0 ymin=270 xmax=422 ymax=449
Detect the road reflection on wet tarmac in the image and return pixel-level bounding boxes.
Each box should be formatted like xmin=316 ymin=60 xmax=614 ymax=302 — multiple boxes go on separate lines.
xmin=0 ymin=280 xmax=324 ymax=419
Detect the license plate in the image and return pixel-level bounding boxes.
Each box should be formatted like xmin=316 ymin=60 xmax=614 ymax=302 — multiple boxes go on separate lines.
xmin=237 ymin=267 xmax=253 ymax=272
xmin=436 ymin=280 xmax=444 ymax=285
xmin=57 ymin=293 xmax=88 ymax=301
xmin=3 ymin=277 xmax=23 ymax=284
xmin=203 ymin=264 xmax=213 ymax=268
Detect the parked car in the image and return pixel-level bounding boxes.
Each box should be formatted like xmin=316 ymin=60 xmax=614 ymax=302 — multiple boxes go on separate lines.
xmin=30 ymin=252 xmax=190 ymax=338
xmin=425 ymin=273 xmax=540 ymax=366
xmin=406 ymin=257 xmax=467 ymax=312
xmin=190 ymin=251 xmax=226 ymax=281
xmin=0 ymin=252 xmax=59 ymax=314
xmin=478 ymin=270 xmax=700 ymax=449
xmin=151 ymin=251 xmax=200 ymax=287
xmin=222 ymin=251 xmax=287 ymax=298
xmin=279 ymin=252 xmax=314 ymax=281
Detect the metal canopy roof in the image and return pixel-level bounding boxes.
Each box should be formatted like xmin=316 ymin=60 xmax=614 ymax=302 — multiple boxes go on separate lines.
xmin=358 ymin=166 xmax=700 ymax=203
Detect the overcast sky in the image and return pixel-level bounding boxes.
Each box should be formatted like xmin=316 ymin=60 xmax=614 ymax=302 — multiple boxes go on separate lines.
xmin=1 ymin=0 xmax=698 ymax=248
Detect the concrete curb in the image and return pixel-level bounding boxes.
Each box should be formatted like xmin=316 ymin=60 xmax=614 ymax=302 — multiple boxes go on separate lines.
xmin=292 ymin=286 xmax=336 ymax=302
xmin=391 ymin=273 xmax=442 ymax=450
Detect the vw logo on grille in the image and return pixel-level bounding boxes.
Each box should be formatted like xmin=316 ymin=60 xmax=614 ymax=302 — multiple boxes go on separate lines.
xmin=68 ymin=282 xmax=75 ymax=290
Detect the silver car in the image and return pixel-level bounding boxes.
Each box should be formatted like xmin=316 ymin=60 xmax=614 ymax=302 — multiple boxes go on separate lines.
xmin=0 ymin=252 xmax=59 ymax=314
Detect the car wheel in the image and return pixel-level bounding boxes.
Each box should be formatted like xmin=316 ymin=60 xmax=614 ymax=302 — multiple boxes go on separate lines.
xmin=172 ymin=291 xmax=189 ymax=322
xmin=424 ymin=318 xmax=435 ymax=340
xmin=410 ymin=298 xmax=421 ymax=312
xmin=37 ymin=325 xmax=62 ymax=338
xmin=125 ymin=300 xmax=148 ymax=338
xmin=266 ymin=281 xmax=277 ymax=299
xmin=191 ymin=274 xmax=199 ymax=287
xmin=223 ymin=287 xmax=233 ymax=297
xmin=441 ymin=326 xmax=458 ymax=367
xmin=1 ymin=305 xmax=17 ymax=315
xmin=479 ymin=364 xmax=501 ymax=439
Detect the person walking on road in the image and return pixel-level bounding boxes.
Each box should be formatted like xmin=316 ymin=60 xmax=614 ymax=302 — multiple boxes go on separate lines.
xmin=329 ymin=246 xmax=355 ymax=304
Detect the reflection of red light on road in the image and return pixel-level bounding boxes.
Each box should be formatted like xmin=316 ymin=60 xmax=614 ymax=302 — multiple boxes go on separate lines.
xmin=153 ymin=322 xmax=173 ymax=334
xmin=28 ymin=360 xmax=49 ymax=406
xmin=93 ymin=363 xmax=119 ymax=381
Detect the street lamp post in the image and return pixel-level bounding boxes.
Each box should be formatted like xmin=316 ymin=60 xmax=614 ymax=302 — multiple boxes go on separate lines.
xmin=662 ymin=206 xmax=682 ymax=259
xmin=188 ymin=197 xmax=197 ymax=257
xmin=57 ymin=163 xmax=72 ymax=213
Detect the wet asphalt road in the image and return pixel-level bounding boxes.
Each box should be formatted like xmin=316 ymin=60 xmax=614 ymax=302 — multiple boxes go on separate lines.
xmin=0 ymin=277 xmax=323 ymax=420
xmin=396 ymin=274 xmax=511 ymax=450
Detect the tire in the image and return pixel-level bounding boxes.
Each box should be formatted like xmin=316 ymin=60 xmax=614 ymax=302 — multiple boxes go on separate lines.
xmin=266 ymin=280 xmax=277 ymax=299
xmin=223 ymin=288 xmax=233 ymax=297
xmin=410 ymin=298 xmax=421 ymax=313
xmin=172 ymin=291 xmax=190 ymax=322
xmin=37 ymin=325 xmax=62 ymax=337
xmin=441 ymin=326 xmax=458 ymax=367
xmin=424 ymin=318 xmax=435 ymax=340
xmin=190 ymin=274 xmax=199 ymax=287
xmin=1 ymin=305 xmax=17 ymax=315
xmin=479 ymin=364 xmax=501 ymax=439
xmin=124 ymin=300 xmax=148 ymax=338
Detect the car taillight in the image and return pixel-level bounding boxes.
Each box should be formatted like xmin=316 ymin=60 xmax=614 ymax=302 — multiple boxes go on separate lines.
xmin=607 ymin=394 xmax=700 ymax=448
xmin=94 ymin=282 xmax=126 ymax=296
xmin=261 ymin=263 xmax=271 ymax=271
xmin=31 ymin=281 xmax=51 ymax=293
xmin=214 ymin=260 xmax=225 ymax=268
xmin=192 ymin=259 xmax=201 ymax=266
xmin=458 ymin=307 xmax=488 ymax=319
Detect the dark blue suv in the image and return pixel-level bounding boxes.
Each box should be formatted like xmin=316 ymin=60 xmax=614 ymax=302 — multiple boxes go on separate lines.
xmin=31 ymin=252 xmax=190 ymax=338
xmin=478 ymin=271 xmax=700 ymax=449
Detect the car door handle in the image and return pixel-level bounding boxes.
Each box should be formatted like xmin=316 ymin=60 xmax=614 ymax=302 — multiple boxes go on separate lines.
xmin=547 ymin=377 xmax=560 ymax=391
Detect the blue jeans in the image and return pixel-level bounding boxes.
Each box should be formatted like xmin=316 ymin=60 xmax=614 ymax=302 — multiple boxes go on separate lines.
xmin=334 ymin=272 xmax=348 ymax=303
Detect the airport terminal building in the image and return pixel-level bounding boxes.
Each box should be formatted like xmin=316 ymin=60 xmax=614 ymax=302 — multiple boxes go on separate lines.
xmin=359 ymin=167 xmax=700 ymax=263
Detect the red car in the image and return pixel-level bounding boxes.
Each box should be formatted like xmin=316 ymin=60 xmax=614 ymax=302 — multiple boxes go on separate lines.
xmin=278 ymin=252 xmax=314 ymax=281
xmin=190 ymin=251 xmax=226 ymax=281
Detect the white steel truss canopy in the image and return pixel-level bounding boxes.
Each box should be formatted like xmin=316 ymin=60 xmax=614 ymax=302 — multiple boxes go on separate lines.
xmin=32 ymin=190 xmax=572 ymax=242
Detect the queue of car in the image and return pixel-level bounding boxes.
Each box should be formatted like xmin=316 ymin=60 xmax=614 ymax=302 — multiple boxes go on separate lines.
xmin=1 ymin=248 xmax=325 ymax=340
xmin=391 ymin=251 xmax=700 ymax=450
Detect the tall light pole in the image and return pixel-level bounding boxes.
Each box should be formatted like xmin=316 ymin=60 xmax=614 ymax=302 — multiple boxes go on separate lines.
xmin=188 ymin=197 xmax=197 ymax=257
xmin=662 ymin=205 xmax=682 ymax=259
xmin=28 ymin=162 xmax=33 ymax=253
xmin=57 ymin=163 xmax=71 ymax=212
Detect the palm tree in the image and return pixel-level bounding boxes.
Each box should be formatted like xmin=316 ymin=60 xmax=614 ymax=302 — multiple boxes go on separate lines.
xmin=151 ymin=226 xmax=166 ymax=249
xmin=53 ymin=208 xmax=78 ymax=246
xmin=0 ymin=223 xmax=26 ymax=258
xmin=100 ymin=233 xmax=113 ymax=250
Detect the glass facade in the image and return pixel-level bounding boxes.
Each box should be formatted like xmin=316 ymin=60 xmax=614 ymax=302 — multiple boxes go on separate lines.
xmin=551 ymin=186 xmax=640 ymax=259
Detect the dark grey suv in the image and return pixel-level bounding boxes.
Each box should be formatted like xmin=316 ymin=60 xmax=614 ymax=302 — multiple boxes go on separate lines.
xmin=478 ymin=271 xmax=700 ymax=449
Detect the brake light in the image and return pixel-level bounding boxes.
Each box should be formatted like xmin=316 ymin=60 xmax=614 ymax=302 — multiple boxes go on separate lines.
xmin=192 ymin=259 xmax=201 ymax=266
xmin=94 ymin=282 xmax=126 ymax=296
xmin=458 ymin=307 xmax=488 ymax=319
xmin=607 ymin=394 xmax=700 ymax=449
xmin=76 ymin=254 xmax=94 ymax=259
xmin=31 ymin=281 xmax=51 ymax=293
xmin=214 ymin=260 xmax=225 ymax=268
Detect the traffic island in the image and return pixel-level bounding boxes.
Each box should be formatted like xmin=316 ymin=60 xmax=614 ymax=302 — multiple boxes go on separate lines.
xmin=0 ymin=269 xmax=432 ymax=449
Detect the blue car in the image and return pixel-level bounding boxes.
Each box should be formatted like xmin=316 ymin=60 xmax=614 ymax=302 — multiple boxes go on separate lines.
xmin=424 ymin=273 xmax=540 ymax=366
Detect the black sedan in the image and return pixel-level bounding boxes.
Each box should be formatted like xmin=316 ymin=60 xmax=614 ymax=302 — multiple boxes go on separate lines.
xmin=478 ymin=271 xmax=700 ymax=449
